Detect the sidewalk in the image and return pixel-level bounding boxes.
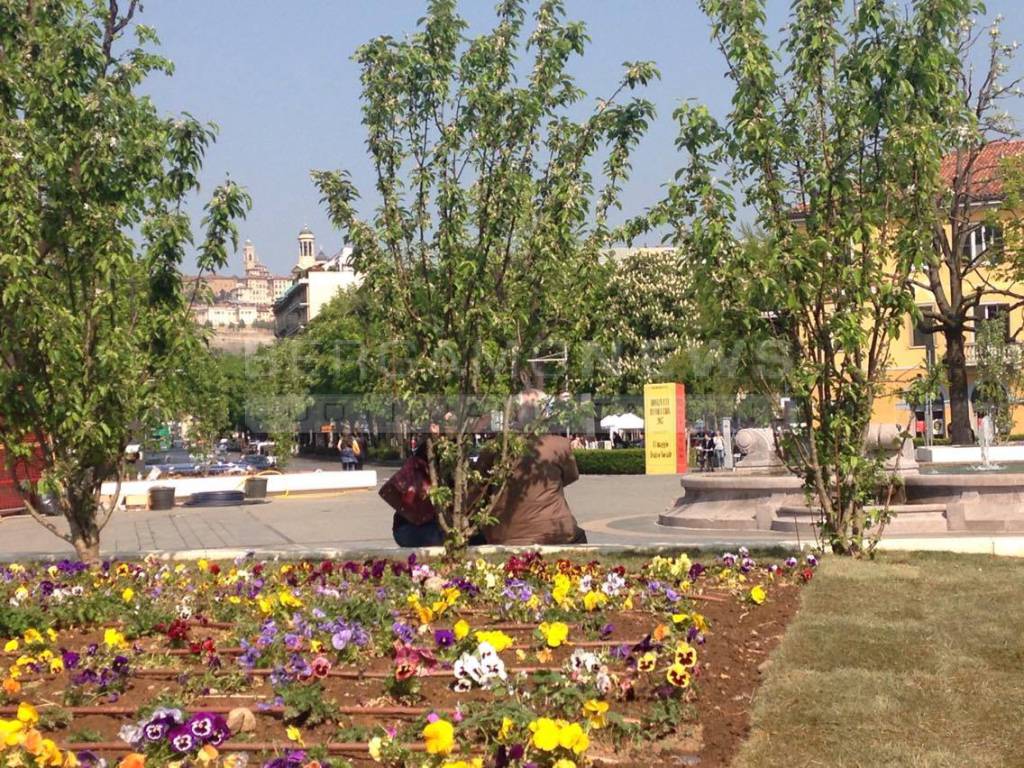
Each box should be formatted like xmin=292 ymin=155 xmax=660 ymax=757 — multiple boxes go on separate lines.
xmin=3 ymin=471 xmax=1024 ymax=561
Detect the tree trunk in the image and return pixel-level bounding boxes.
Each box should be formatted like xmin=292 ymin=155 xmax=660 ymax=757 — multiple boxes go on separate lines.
xmin=71 ymin=533 xmax=101 ymax=564
xmin=67 ymin=481 xmax=102 ymax=564
xmin=945 ymin=329 xmax=973 ymax=445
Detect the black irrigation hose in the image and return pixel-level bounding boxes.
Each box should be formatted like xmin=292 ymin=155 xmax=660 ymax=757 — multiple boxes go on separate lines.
xmin=185 ymin=490 xmax=246 ymax=507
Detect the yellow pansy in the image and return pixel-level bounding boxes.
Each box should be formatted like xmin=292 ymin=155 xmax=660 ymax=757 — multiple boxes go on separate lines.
xmin=558 ymin=722 xmax=589 ymax=754
xmin=48 ymin=657 xmax=64 ymax=674
xmin=422 ymin=719 xmax=455 ymax=756
xmin=529 ymin=718 xmax=561 ymax=752
xmin=4 ymin=640 xmax=18 ymax=653
xmin=22 ymin=629 xmax=43 ymax=646
xmin=17 ymin=702 xmax=39 ymax=725
xmin=285 ymin=725 xmax=303 ymax=746
xmin=441 ymin=761 xmax=483 ymax=768
xmin=583 ymin=591 xmax=607 ymax=612
xmin=407 ymin=595 xmax=435 ymax=626
xmin=674 ymin=641 xmax=698 ymax=668
xmin=196 ymin=745 xmax=219 ymax=766
xmin=582 ymin=699 xmax=609 ymax=729
xmin=197 ymin=559 xmax=209 ymax=572
xmin=277 ymin=590 xmax=303 ymax=609
xmin=666 ymin=662 xmax=691 ymax=688
xmin=257 ymin=596 xmax=274 ymax=615
xmin=551 ymin=574 xmax=572 ymax=606
xmin=453 ymin=619 xmax=470 ymax=641
xmin=368 ymin=735 xmax=383 ymax=761
xmin=45 ymin=629 xmax=57 ymax=643
xmin=0 ymin=718 xmax=24 ymax=746
xmin=750 ymin=585 xmax=767 ymax=605
xmin=34 ymin=736 xmax=63 ymax=767
xmin=103 ymin=628 xmax=126 ymax=649
xmin=497 ymin=716 xmax=515 ymax=742
xmin=637 ymin=651 xmax=657 ymax=672
xmin=122 ymin=588 xmax=135 ymax=603
xmin=538 ymin=621 xmax=570 ymax=648
xmin=473 ymin=630 xmax=513 ymax=653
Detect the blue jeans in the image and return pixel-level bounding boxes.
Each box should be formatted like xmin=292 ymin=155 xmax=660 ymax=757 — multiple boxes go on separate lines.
xmin=393 ymin=521 xmax=445 ymax=547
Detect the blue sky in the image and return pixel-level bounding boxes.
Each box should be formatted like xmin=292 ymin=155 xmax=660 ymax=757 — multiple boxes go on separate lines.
xmin=135 ymin=1 xmax=1024 ymax=275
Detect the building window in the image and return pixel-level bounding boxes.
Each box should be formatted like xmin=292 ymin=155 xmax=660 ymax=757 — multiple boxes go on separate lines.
xmin=961 ymin=224 xmax=1004 ymax=262
xmin=975 ymin=303 xmax=1010 ymax=341
xmin=912 ymin=305 xmax=935 ymax=348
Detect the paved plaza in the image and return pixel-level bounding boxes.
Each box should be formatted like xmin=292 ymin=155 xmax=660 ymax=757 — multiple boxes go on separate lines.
xmin=0 ymin=461 xmax=790 ymax=560
xmin=3 ymin=459 xmax=1023 ymax=560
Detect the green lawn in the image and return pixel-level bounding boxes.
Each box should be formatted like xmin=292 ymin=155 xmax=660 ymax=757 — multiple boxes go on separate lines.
xmin=733 ymin=551 xmax=1024 ymax=768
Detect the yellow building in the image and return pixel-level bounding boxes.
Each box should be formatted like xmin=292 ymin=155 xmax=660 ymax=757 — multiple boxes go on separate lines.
xmin=873 ymin=140 xmax=1024 ymax=438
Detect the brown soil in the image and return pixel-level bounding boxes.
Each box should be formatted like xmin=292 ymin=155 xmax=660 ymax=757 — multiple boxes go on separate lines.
xmin=4 ymin=583 xmax=803 ymax=767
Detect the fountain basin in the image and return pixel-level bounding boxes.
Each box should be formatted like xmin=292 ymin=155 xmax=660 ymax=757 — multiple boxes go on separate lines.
xmin=659 ymin=468 xmax=1024 ymax=534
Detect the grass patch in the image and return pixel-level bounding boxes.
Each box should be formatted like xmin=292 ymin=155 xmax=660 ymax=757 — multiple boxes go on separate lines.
xmin=733 ymin=551 xmax=1024 ymax=768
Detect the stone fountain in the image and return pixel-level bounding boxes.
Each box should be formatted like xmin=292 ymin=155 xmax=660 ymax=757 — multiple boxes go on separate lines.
xmin=659 ymin=423 xmax=1024 ymax=535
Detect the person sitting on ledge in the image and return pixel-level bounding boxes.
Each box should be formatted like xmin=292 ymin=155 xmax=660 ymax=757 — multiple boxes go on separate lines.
xmin=478 ymin=390 xmax=587 ymax=546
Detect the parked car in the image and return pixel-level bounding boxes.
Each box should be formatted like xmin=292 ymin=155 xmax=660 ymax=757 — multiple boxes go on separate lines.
xmin=145 ymin=449 xmax=204 ymax=477
xmin=240 ymin=454 xmax=276 ymax=473
xmin=206 ymin=460 xmax=244 ymax=476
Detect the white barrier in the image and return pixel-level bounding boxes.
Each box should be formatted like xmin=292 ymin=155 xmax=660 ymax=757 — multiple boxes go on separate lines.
xmin=100 ymin=470 xmax=378 ymax=505
xmin=916 ymin=445 xmax=1024 ymax=464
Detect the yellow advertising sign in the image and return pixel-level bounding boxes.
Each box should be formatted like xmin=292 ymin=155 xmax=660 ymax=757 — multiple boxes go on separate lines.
xmin=644 ymin=383 xmax=687 ymax=475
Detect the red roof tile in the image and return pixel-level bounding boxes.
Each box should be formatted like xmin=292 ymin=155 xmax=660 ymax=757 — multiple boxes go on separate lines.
xmin=940 ymin=139 xmax=1024 ymax=201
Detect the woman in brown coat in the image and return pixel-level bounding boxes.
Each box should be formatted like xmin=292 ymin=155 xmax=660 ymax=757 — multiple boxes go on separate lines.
xmin=482 ymin=431 xmax=586 ymax=545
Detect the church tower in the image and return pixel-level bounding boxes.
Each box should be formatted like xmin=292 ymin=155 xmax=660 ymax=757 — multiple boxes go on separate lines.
xmin=297 ymin=226 xmax=316 ymax=271
xmin=243 ymin=239 xmax=257 ymax=275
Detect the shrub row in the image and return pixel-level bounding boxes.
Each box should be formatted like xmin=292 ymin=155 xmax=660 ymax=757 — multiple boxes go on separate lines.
xmin=572 ymin=448 xmax=646 ymax=475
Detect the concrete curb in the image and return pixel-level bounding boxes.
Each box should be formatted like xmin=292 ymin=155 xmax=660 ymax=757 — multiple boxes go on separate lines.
xmin=6 ymin=535 xmax=1024 ymax=563
xmin=0 ymin=541 xmax=808 ymax=564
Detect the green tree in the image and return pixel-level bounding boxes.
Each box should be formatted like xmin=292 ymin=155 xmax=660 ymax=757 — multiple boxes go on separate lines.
xmin=245 ymin=341 xmax=311 ymax=469
xmin=300 ymin=288 xmax=374 ymax=397
xmin=313 ymin=0 xmax=657 ymax=553
xmin=213 ymin=352 xmax=251 ymax=432
xmin=0 ymin=1 xmax=250 ymax=561
xmin=640 ymin=0 xmax=972 ymax=555
xmin=912 ymin=13 xmax=1024 ymax=444
xmin=973 ymin=318 xmax=1023 ymax=440
xmin=598 ymin=248 xmax=690 ymax=394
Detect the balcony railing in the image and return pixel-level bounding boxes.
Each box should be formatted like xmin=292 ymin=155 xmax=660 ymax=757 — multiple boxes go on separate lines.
xmin=964 ymin=342 xmax=1022 ymax=367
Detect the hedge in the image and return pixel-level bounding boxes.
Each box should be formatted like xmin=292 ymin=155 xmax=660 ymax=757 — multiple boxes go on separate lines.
xmin=573 ymin=448 xmax=646 ymax=475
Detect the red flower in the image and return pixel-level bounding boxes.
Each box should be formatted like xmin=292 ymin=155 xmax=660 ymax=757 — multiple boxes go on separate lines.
xmin=311 ymin=655 xmax=332 ymax=678
xmin=209 ymin=564 xmax=221 ymax=576
xmin=800 ymin=568 xmax=814 ymax=583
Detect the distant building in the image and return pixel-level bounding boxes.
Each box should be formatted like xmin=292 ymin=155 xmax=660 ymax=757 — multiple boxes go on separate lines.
xmin=274 ymin=231 xmax=359 ymax=338
xmin=187 ymin=238 xmax=294 ymax=329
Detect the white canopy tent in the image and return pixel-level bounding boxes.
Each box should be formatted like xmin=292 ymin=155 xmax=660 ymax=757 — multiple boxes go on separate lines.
xmin=600 ymin=413 xmax=645 ymax=430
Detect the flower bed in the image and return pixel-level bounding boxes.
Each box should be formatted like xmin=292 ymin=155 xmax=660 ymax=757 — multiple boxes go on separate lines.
xmin=0 ymin=551 xmax=816 ymax=768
